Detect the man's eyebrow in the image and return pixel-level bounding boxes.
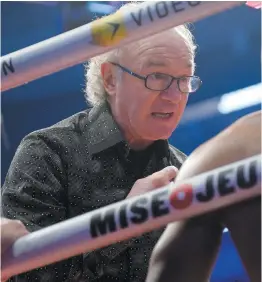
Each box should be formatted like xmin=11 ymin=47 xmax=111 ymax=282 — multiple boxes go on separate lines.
xmin=143 ymin=60 xmax=193 ymax=69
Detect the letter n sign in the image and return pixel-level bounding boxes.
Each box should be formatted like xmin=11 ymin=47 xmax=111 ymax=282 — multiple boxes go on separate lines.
xmin=2 ymin=58 xmax=15 ymax=76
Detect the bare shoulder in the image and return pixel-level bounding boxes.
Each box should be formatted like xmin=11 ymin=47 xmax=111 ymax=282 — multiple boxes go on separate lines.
xmin=176 ymin=111 xmax=261 ymax=182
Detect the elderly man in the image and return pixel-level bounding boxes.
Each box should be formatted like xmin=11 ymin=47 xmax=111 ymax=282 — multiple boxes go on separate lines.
xmin=1 ymin=2 xmax=200 ymax=282
xmin=146 ymin=111 xmax=261 ymax=282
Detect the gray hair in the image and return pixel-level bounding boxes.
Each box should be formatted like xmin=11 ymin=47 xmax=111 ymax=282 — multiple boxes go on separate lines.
xmin=85 ymin=2 xmax=197 ymax=107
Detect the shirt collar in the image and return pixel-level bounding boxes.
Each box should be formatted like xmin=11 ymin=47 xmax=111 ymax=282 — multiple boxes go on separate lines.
xmin=86 ymin=102 xmax=126 ymax=155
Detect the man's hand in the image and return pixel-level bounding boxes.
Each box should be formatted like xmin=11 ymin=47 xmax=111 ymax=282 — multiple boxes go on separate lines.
xmin=127 ymin=166 xmax=178 ymax=198
xmin=1 ymin=218 xmax=29 ymax=256
xmin=1 ymin=218 xmax=29 ymax=281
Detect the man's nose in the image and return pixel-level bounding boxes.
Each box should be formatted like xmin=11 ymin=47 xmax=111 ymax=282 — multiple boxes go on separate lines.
xmin=160 ymin=86 xmax=183 ymax=103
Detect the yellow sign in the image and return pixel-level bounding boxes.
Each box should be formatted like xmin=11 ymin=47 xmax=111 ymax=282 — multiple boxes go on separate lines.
xmin=90 ymin=12 xmax=127 ymax=47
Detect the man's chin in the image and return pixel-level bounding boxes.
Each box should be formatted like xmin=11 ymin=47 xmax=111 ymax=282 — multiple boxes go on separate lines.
xmin=145 ymin=130 xmax=174 ymax=141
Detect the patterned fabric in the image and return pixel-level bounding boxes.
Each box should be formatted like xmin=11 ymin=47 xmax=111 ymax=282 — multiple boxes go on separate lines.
xmin=2 ymin=102 xmax=186 ymax=282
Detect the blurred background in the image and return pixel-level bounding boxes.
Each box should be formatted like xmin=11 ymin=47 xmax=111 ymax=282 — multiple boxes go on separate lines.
xmin=1 ymin=1 xmax=261 ymax=281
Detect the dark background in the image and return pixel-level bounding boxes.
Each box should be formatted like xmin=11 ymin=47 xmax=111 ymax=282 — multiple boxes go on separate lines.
xmin=1 ymin=2 xmax=261 ymax=281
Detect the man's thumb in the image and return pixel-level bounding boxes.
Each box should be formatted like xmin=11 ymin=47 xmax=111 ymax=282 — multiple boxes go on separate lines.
xmin=150 ymin=166 xmax=178 ymax=188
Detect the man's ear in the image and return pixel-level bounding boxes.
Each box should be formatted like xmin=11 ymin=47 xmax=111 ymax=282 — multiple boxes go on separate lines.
xmin=101 ymin=62 xmax=117 ymax=97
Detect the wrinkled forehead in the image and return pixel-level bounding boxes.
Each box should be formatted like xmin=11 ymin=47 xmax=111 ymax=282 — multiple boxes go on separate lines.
xmin=120 ymin=29 xmax=194 ymax=70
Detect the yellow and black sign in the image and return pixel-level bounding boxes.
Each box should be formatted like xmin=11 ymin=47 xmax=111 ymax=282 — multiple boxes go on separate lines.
xmin=90 ymin=12 xmax=127 ymax=47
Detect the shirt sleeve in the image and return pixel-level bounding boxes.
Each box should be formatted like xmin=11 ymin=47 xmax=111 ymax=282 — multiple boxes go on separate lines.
xmin=1 ymin=132 xmax=74 ymax=281
xmin=1 ymin=132 xmax=136 ymax=281
xmin=84 ymin=237 xmax=136 ymax=263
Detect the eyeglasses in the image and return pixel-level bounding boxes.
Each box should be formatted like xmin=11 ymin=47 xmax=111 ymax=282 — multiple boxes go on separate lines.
xmin=110 ymin=62 xmax=202 ymax=93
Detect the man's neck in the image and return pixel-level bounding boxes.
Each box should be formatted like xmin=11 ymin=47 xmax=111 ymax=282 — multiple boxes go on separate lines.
xmin=127 ymin=137 xmax=154 ymax=151
xmin=109 ymin=109 xmax=153 ymax=151
xmin=107 ymin=100 xmax=155 ymax=150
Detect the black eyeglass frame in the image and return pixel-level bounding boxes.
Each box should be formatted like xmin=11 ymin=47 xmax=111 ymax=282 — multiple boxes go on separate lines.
xmin=110 ymin=62 xmax=202 ymax=93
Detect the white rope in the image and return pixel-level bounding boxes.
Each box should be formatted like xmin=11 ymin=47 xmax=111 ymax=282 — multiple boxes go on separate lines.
xmin=1 ymin=1 xmax=244 ymax=92
xmin=2 ymin=155 xmax=261 ymax=279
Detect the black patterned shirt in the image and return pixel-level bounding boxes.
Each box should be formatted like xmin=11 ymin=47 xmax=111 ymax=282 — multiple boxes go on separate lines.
xmin=2 ymin=102 xmax=186 ymax=282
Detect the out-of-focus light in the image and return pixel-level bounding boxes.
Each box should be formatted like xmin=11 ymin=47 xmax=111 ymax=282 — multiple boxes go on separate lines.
xmin=88 ymin=3 xmax=116 ymax=15
xmin=217 ymin=83 xmax=262 ymax=114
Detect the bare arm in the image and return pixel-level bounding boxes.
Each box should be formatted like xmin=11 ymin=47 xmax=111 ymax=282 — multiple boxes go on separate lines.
xmin=147 ymin=111 xmax=261 ymax=282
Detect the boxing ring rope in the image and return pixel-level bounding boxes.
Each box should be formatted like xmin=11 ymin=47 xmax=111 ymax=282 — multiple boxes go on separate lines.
xmin=1 ymin=1 xmax=261 ymax=280
xmin=2 ymin=155 xmax=261 ymax=279
xmin=1 ymin=1 xmax=245 ymax=92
